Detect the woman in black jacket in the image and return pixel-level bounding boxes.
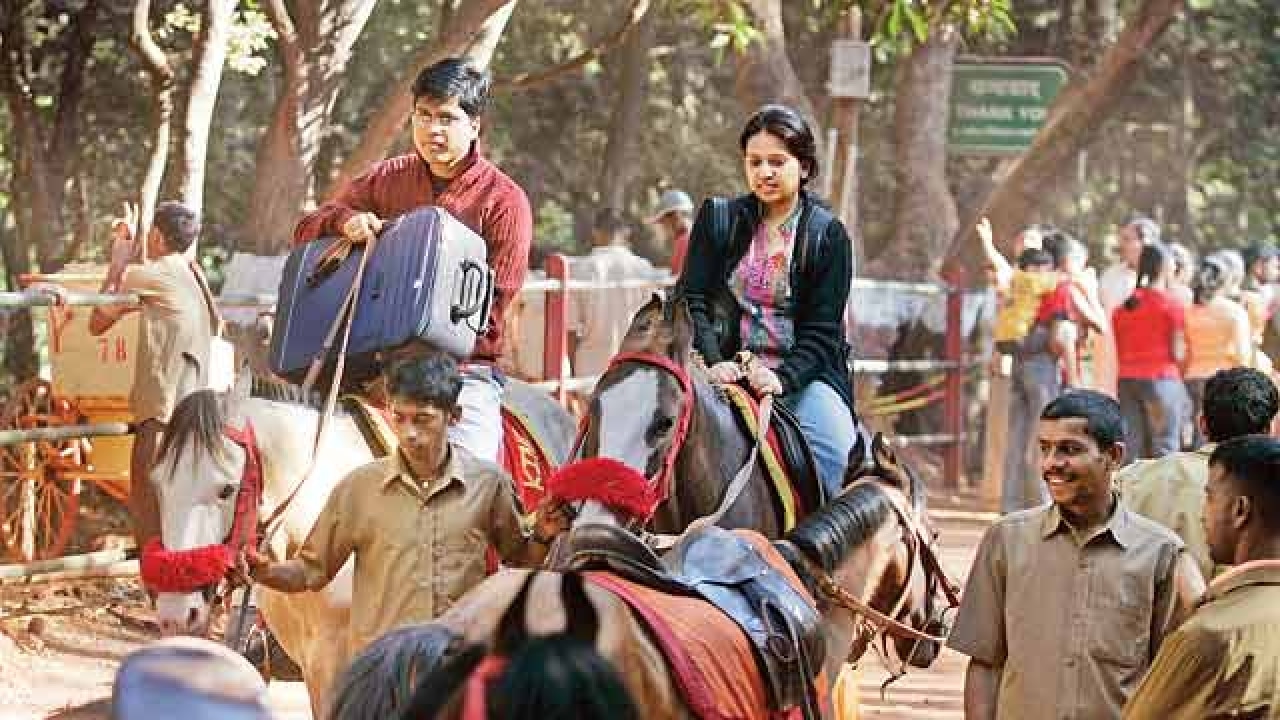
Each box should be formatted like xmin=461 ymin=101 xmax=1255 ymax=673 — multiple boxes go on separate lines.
xmin=680 ymin=104 xmax=856 ymax=496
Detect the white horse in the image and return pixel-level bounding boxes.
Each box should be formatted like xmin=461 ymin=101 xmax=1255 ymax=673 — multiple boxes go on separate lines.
xmin=146 ymin=370 xmax=576 ymax=715
xmin=148 ymin=372 xmax=365 ymax=715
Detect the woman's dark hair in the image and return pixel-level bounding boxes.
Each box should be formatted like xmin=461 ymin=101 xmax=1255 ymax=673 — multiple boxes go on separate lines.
xmin=1192 ymin=256 xmax=1229 ymax=306
xmin=1122 ymin=242 xmax=1172 ymax=311
xmin=739 ymin=104 xmax=818 ymax=187
xmin=412 ymin=57 xmax=490 ymax=118
xmin=153 ymin=201 xmax=200 ymax=254
xmin=386 ymin=352 xmax=463 ymax=409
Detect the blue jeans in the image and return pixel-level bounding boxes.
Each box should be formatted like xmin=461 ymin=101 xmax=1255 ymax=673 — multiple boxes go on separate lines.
xmin=788 ymin=380 xmax=857 ymax=499
xmin=1118 ymin=377 xmax=1187 ymax=463
xmin=1003 ymin=353 xmax=1057 ymax=513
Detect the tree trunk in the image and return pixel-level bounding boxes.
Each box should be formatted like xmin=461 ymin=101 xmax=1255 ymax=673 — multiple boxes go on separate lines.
xmin=240 ymin=0 xmax=377 ymax=255
xmin=867 ymin=28 xmax=960 ymax=281
xmin=0 ymin=2 xmax=98 ymax=379
xmin=175 ymin=0 xmax=237 ymax=218
xmin=597 ymin=7 xmax=654 ymax=211
xmin=941 ymin=0 xmax=1183 ymax=280
xmin=733 ymin=0 xmax=817 ymax=124
xmin=130 ymin=0 xmax=175 ymax=242
xmin=326 ymin=0 xmax=516 ymax=198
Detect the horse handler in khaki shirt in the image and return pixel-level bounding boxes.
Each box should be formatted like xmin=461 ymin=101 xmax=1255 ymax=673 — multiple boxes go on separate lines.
xmin=88 ymin=202 xmax=218 ymax=553
xmin=244 ymin=353 xmax=570 ymax=655
xmin=948 ymin=389 xmax=1204 ymax=720
xmin=1124 ymin=435 xmax=1280 ymax=719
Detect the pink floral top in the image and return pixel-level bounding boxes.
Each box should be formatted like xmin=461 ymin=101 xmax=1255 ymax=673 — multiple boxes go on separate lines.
xmin=728 ymin=206 xmax=800 ymax=369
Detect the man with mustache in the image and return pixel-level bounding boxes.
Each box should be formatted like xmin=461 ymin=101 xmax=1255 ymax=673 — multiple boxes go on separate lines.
xmin=949 ymin=389 xmax=1205 ymax=720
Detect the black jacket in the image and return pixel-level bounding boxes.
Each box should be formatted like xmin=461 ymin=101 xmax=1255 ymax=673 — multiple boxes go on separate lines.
xmin=679 ymin=191 xmax=854 ymax=411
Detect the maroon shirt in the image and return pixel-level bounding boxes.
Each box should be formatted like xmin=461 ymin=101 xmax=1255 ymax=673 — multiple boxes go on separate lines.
xmin=294 ymin=150 xmax=532 ymax=363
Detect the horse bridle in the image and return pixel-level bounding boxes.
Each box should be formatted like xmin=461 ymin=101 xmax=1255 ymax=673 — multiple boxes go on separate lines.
xmin=572 ymin=351 xmax=695 ymax=507
xmin=791 ymin=477 xmax=960 ymax=657
xmin=139 ymin=422 xmax=264 ymax=613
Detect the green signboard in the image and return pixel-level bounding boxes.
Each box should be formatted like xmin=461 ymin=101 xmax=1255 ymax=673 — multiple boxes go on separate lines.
xmin=948 ymin=61 xmax=1069 ymax=155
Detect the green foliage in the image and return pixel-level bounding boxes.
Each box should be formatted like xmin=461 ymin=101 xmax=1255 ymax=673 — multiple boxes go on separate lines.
xmin=871 ymin=0 xmax=1016 ymax=60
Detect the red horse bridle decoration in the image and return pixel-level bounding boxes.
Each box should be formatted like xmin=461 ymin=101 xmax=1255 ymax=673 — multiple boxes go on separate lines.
xmin=572 ymin=351 xmax=694 ymax=518
xmin=140 ymin=422 xmax=264 ymax=595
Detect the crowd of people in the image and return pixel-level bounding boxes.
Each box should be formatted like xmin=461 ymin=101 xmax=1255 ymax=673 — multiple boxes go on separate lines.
xmin=23 ymin=52 xmax=1279 ymax=720
xmin=983 ymin=212 xmax=1280 ymax=512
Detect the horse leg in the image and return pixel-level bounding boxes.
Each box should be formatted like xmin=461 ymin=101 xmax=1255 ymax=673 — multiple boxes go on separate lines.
xmin=258 ymin=588 xmax=351 ymax=717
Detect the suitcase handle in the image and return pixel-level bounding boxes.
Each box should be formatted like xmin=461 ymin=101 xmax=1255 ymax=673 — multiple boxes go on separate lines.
xmin=451 ymin=260 xmax=492 ymax=333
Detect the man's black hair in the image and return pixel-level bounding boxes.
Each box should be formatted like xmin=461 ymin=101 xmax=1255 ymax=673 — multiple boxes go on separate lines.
xmin=1016 ymin=247 xmax=1053 ymax=271
xmin=153 ymin=201 xmax=200 ymax=254
xmin=385 ymin=353 xmax=462 ymax=409
xmin=1210 ymin=434 xmax=1280 ymax=529
xmin=1202 ymin=367 xmax=1279 ymax=443
xmin=411 ymin=58 xmax=490 ymax=118
xmin=1041 ymin=389 xmax=1125 ymax=450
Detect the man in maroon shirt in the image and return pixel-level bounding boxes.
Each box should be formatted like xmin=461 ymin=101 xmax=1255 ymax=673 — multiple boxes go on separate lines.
xmin=294 ymin=58 xmax=533 ymax=462
xmin=644 ymin=188 xmax=693 ymax=277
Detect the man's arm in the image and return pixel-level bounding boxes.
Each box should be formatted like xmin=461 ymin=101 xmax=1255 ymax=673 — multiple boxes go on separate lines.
xmin=1149 ymin=549 xmax=1205 ymax=657
xmin=489 ymin=478 xmax=568 ymax=569
xmin=976 ymin=217 xmax=1013 ymax=290
xmin=964 ymin=659 xmax=1001 ymax=720
xmin=479 ymin=189 xmax=533 ymax=353
xmin=1122 ymin=627 xmax=1218 ymax=720
xmin=249 ymin=477 xmax=356 ymax=593
xmin=293 ymin=166 xmax=383 ymax=245
xmin=90 ymin=206 xmax=144 ymax=336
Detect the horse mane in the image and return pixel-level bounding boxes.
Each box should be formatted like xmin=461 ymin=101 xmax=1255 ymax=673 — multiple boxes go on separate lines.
xmin=250 ymin=374 xmax=328 ymax=409
xmin=328 ymin=624 xmax=473 ymax=720
xmin=781 ymin=480 xmax=895 ymax=575
xmin=158 ymin=389 xmax=229 ymax=468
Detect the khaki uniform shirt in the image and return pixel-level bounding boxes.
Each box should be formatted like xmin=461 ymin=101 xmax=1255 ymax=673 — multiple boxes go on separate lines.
xmin=1118 ymin=446 xmax=1217 ymax=579
xmin=293 ymin=447 xmax=529 ymax=654
xmin=1124 ymin=560 xmax=1280 ymax=720
xmin=123 ymin=254 xmax=216 ymax=423
xmin=947 ymin=500 xmax=1204 ymax=720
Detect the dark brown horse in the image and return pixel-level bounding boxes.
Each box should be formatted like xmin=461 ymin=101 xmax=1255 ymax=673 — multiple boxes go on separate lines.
xmin=575 ymin=295 xmax=869 ymax=537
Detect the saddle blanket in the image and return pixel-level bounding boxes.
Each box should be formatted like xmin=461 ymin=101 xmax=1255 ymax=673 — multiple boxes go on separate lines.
xmin=585 ymin=532 xmax=826 ymax=720
xmin=720 ymin=384 xmax=804 ymax=529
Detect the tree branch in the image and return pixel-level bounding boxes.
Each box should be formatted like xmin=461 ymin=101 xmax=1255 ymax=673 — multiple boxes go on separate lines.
xmin=494 ymin=0 xmax=651 ymax=92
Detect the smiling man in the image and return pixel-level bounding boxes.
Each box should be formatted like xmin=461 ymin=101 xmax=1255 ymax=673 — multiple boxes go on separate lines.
xmin=948 ymin=389 xmax=1205 ymax=720
xmin=294 ymin=58 xmax=532 ymax=464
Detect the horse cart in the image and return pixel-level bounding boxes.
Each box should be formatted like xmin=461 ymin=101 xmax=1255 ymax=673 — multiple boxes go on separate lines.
xmin=1 ymin=266 xmax=142 ymax=563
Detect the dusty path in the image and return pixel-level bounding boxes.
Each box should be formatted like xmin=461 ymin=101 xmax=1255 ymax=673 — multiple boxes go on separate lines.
xmin=1 ymin=498 xmax=994 ymax=720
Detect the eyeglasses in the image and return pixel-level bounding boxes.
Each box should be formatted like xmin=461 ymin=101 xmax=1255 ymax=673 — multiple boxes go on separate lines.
xmin=410 ymin=109 xmax=466 ymax=129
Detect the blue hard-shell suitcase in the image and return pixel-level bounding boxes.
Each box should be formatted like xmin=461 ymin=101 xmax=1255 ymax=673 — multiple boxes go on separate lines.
xmin=268 ymin=206 xmax=493 ymax=385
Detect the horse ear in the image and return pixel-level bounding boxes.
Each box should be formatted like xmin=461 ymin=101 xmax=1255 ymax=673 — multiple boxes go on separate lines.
xmin=670 ymin=297 xmax=694 ymax=357
xmin=870 ymin=433 xmax=908 ymax=491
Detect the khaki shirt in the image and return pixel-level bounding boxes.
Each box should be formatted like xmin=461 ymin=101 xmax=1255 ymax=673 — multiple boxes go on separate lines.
xmin=123 ymin=254 xmax=216 ymax=422
xmin=1124 ymin=560 xmax=1280 ymax=720
xmin=293 ymin=447 xmax=529 ymax=654
xmin=947 ymin=500 xmax=1204 ymax=720
xmin=1117 ymin=447 xmax=1217 ymax=579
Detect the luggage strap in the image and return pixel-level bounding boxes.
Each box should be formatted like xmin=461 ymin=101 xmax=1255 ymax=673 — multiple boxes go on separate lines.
xmin=227 ymin=235 xmax=373 ymax=651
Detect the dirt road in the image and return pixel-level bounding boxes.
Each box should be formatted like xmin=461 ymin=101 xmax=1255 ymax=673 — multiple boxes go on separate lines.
xmin=1 ymin=502 xmax=993 ymax=720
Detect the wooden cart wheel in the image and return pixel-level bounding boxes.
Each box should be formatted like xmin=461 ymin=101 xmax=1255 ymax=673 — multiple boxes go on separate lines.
xmin=0 ymin=379 xmax=85 ymax=562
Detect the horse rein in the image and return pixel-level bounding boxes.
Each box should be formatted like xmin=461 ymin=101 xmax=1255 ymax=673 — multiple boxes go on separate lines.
xmin=790 ymin=478 xmax=959 ymax=649
xmin=582 ymin=351 xmax=774 ymax=543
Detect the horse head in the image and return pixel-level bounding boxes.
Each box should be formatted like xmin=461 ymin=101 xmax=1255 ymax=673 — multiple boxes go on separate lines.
xmin=783 ymin=433 xmax=957 ymax=678
xmin=145 ymin=371 xmax=258 ymax=636
xmin=576 ymin=294 xmax=695 ymax=495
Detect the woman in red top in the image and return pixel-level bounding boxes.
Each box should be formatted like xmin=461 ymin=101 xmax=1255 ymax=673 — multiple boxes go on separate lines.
xmin=1111 ymin=243 xmax=1189 ymax=462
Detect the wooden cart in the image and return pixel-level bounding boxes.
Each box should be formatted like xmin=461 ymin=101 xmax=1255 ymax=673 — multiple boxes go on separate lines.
xmin=1 ymin=266 xmax=138 ymax=562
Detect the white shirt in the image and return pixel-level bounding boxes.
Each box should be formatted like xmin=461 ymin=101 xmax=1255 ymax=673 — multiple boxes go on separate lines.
xmin=1099 ymin=263 xmax=1137 ymax=314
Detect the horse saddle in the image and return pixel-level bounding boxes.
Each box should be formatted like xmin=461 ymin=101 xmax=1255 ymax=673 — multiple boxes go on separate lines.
xmin=554 ymin=523 xmax=825 ymax=713
xmin=722 ymin=383 xmax=825 ymax=521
